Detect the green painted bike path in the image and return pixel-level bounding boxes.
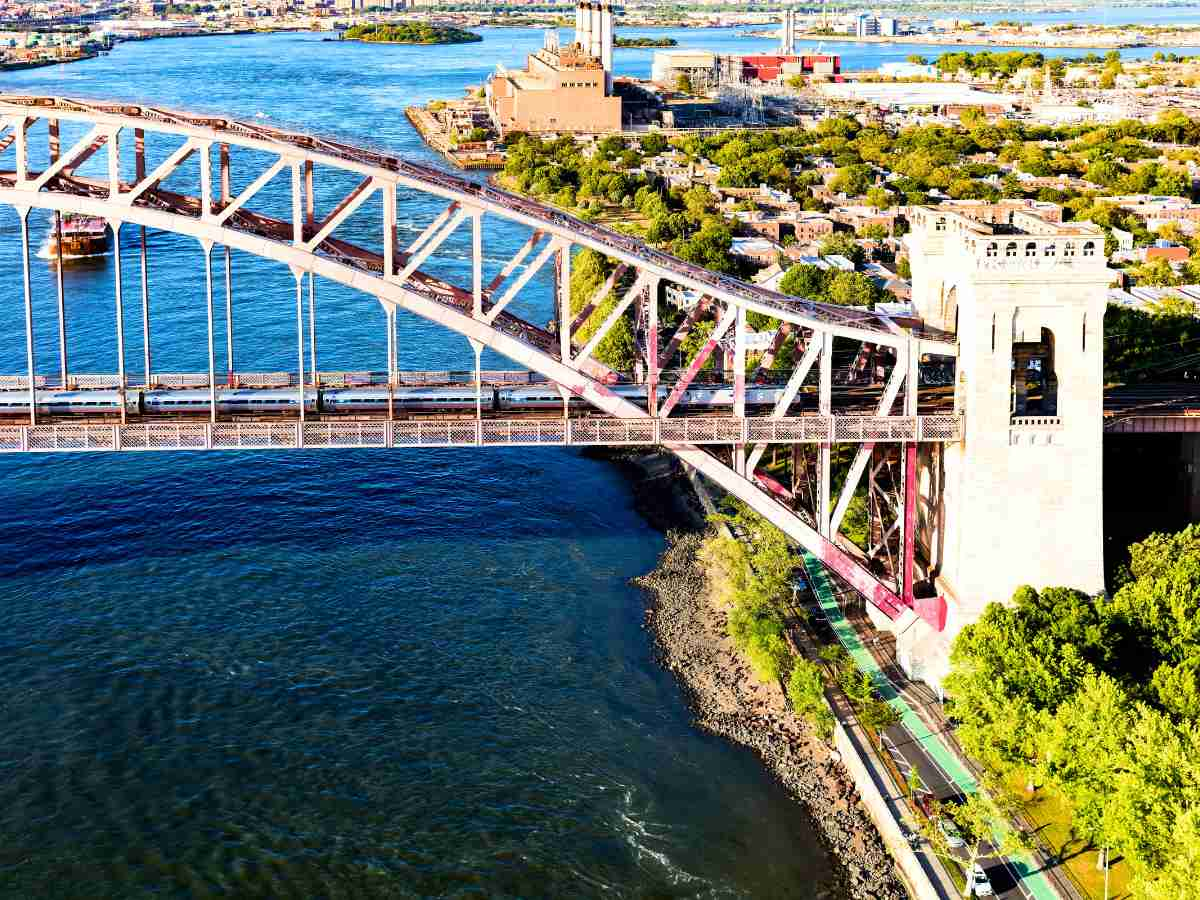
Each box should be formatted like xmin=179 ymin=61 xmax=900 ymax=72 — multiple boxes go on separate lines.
xmin=800 ymin=550 xmax=1061 ymax=900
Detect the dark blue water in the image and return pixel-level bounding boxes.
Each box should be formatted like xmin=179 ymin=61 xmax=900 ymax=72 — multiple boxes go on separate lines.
xmin=1 ymin=16 xmax=1191 ymax=895
xmin=0 ymin=29 xmax=846 ymax=900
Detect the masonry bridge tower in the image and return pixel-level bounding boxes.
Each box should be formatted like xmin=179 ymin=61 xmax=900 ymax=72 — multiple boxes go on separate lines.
xmin=905 ymin=203 xmax=1110 ymax=634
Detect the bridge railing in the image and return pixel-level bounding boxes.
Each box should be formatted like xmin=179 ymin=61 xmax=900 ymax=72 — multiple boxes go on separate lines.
xmin=0 ymin=415 xmax=963 ymax=453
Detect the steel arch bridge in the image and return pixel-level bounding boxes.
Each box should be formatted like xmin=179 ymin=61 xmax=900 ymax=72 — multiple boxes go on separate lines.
xmin=0 ymin=94 xmax=959 ymax=628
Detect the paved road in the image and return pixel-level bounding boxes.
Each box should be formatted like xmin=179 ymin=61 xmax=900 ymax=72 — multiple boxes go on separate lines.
xmin=800 ymin=551 xmax=1067 ymax=900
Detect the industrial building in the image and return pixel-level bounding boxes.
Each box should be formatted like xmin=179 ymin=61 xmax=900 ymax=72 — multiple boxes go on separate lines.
xmin=855 ymin=14 xmax=897 ymax=37
xmin=652 ymin=49 xmax=840 ymax=90
xmin=723 ymin=53 xmax=840 ymax=83
xmin=486 ymin=0 xmax=621 ymax=135
xmin=650 ymin=49 xmax=717 ymax=91
xmin=817 ymin=81 xmax=1017 ymax=115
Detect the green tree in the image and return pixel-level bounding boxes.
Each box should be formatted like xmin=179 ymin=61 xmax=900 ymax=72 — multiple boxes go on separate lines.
xmin=1040 ymin=671 xmax=1135 ymax=859
xmin=828 ymin=164 xmax=872 ymax=197
xmin=827 ymin=271 xmax=883 ymax=307
xmin=675 ymin=224 xmax=736 ymax=274
xmin=865 ymin=186 xmax=892 ymax=210
xmin=703 ymin=502 xmax=802 ymax=684
xmin=640 ymin=133 xmax=667 ymax=156
xmin=1133 ymin=257 xmax=1181 ymax=287
xmin=788 ymin=659 xmax=835 ymax=740
xmin=819 ymin=232 xmax=865 ymax=265
xmin=1104 ymin=303 xmax=1199 ymax=381
xmin=922 ymin=790 xmax=1030 ymax=896
xmin=779 ymin=264 xmax=831 ymax=300
xmin=1085 ymin=159 xmax=1125 ymax=186
xmin=860 ymin=697 xmax=901 ymax=749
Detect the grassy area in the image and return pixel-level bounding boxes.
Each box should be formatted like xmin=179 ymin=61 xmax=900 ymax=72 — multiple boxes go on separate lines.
xmin=1005 ymin=775 xmax=1134 ymax=900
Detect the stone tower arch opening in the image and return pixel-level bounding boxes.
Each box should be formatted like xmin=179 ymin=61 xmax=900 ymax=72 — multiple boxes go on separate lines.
xmin=1012 ymin=326 xmax=1057 ymax=419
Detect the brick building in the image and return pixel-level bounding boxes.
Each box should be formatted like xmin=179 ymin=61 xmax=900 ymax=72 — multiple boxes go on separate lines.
xmin=486 ymin=8 xmax=621 ymax=135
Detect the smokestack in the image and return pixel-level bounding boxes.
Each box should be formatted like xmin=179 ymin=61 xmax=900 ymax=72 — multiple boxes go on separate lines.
xmin=601 ymin=1 xmax=613 ymax=91
xmin=575 ymin=1 xmax=585 ymax=48
xmin=590 ymin=2 xmax=602 ymax=61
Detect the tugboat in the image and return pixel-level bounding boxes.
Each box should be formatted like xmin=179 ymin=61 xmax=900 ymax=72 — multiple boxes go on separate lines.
xmin=44 ymin=213 xmax=109 ymax=260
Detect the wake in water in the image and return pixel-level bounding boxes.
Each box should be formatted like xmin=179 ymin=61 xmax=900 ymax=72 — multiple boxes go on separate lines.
xmin=35 ymin=241 xmax=110 ymax=262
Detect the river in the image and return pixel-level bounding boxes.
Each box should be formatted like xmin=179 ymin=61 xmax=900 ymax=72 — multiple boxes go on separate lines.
xmin=0 ymin=27 xmax=848 ymax=900
xmin=0 ymin=18 xmax=1189 ymax=898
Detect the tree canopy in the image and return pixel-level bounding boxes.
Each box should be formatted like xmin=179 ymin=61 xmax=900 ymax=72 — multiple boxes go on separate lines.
xmin=343 ymin=23 xmax=481 ymax=44
xmin=945 ymin=525 xmax=1200 ymax=894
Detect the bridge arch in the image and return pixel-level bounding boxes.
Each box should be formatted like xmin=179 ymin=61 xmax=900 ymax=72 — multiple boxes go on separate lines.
xmin=0 ymin=94 xmax=959 ymax=628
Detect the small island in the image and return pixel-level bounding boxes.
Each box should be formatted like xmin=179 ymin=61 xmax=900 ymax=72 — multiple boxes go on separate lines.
xmin=614 ymin=36 xmax=678 ymax=48
xmin=342 ymin=23 xmax=482 ymax=45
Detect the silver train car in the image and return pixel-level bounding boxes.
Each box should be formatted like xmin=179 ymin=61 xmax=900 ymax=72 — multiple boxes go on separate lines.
xmin=141 ymin=388 xmax=319 ymax=414
xmin=0 ymin=390 xmax=135 ymax=415
xmin=323 ymin=387 xmax=481 ymax=413
xmin=0 ymin=383 xmax=793 ymax=418
xmin=496 ymin=384 xmax=786 ymax=411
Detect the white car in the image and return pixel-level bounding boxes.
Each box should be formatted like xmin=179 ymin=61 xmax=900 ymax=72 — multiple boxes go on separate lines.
xmin=970 ymin=863 xmax=994 ymax=897
xmin=938 ymin=816 xmax=965 ymax=848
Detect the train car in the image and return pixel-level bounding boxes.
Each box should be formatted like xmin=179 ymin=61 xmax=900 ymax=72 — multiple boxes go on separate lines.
xmin=320 ymin=387 xmax=493 ymax=414
xmin=320 ymin=388 xmax=391 ymax=414
xmin=608 ymin=384 xmax=666 ymax=408
xmin=497 ymin=387 xmax=576 ymax=411
xmin=671 ymin=386 xmax=785 ymax=408
xmin=0 ymin=390 xmax=131 ymax=416
xmin=390 ymin=387 xmax=483 ymax=412
xmin=142 ymin=388 xmax=318 ymax=415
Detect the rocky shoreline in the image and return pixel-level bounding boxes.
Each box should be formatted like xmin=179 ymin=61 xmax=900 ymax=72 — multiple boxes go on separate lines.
xmin=623 ymin=456 xmax=907 ymax=900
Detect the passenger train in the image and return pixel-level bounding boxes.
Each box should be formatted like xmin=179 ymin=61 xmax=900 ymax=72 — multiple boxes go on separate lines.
xmin=0 ymin=384 xmax=796 ymax=418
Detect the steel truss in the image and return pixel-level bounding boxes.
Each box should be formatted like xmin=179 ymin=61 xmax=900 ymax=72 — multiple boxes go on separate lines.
xmin=0 ymin=94 xmax=958 ymax=630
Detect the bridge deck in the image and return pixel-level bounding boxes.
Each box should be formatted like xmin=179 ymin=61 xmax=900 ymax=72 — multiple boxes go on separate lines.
xmin=0 ymin=415 xmax=963 ymax=453
xmin=1104 ymin=383 xmax=1200 ymax=432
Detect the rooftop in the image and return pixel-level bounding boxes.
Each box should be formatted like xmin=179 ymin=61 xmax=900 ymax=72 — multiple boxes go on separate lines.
xmin=816 ymin=81 xmax=1019 ymax=109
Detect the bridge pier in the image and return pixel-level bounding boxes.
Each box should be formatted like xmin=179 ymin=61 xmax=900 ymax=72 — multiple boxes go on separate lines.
xmin=906 ymin=205 xmax=1109 ymax=645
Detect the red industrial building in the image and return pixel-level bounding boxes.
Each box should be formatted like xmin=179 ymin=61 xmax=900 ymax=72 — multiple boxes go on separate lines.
xmin=720 ymin=53 xmax=841 ymax=84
